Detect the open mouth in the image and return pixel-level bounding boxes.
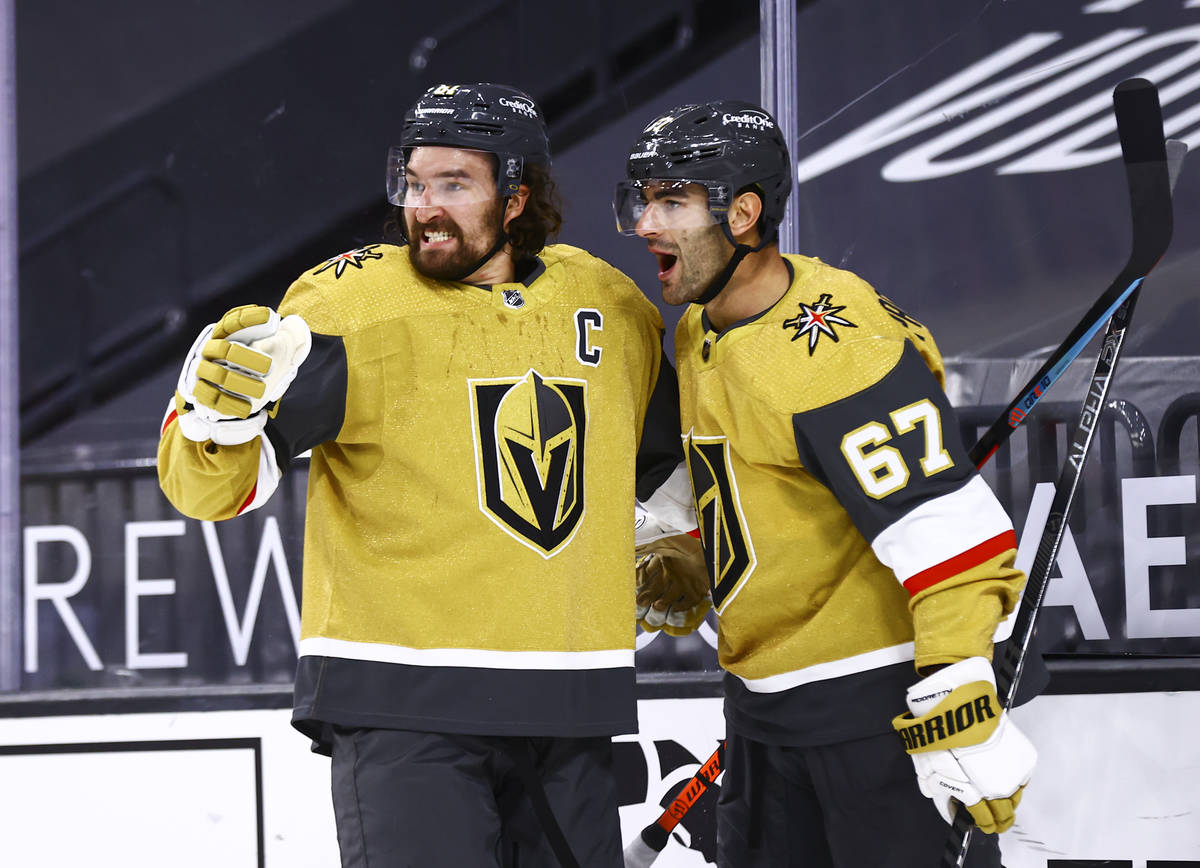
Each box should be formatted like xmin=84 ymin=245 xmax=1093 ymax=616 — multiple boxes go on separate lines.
xmin=422 ymin=229 xmax=456 ymax=247
xmin=653 ymin=251 xmax=678 ymax=279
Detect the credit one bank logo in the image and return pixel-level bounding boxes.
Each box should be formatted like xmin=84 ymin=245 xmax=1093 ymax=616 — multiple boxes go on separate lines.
xmin=795 ymin=12 xmax=1200 ymax=182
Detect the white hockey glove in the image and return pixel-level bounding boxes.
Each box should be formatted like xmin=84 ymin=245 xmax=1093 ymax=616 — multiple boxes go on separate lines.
xmin=175 ymin=304 xmax=312 ymax=445
xmin=891 ymin=656 xmax=1036 ymax=835
xmin=635 ymin=532 xmax=711 ymax=636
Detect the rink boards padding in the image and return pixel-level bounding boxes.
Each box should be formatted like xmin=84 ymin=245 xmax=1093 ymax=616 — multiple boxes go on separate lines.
xmin=0 ymin=696 xmax=1195 ymax=867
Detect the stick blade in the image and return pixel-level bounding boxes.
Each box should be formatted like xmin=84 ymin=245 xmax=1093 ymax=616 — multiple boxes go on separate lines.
xmin=1112 ymin=77 xmax=1174 ymax=278
xmin=1166 ymin=139 xmax=1188 ymax=191
xmin=1114 ymin=78 xmax=1168 ymax=165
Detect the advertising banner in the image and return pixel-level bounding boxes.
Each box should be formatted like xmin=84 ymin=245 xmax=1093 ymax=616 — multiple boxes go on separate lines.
xmin=1 ymin=695 xmax=1197 ymax=867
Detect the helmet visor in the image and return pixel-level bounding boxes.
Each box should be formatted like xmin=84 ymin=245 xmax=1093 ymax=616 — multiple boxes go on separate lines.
xmin=386 ymin=145 xmax=508 ymax=208
xmin=613 ymin=179 xmax=730 ymax=235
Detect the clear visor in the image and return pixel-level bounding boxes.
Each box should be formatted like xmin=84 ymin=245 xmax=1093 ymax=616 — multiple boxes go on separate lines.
xmin=613 ymin=179 xmax=730 ymax=235
xmin=386 ymin=145 xmax=512 ymax=208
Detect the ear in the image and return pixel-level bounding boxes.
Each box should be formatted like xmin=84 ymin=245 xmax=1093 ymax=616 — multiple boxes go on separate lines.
xmin=727 ymin=191 xmax=763 ymax=245
xmin=503 ymin=184 xmax=531 ymax=229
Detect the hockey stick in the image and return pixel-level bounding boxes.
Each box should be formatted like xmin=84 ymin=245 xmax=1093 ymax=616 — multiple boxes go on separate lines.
xmin=623 ymin=741 xmax=725 ymax=868
xmin=624 ymin=80 xmax=1181 ymax=868
xmin=946 ymin=77 xmax=1179 ymax=867
xmin=967 ymin=92 xmax=1182 ymax=468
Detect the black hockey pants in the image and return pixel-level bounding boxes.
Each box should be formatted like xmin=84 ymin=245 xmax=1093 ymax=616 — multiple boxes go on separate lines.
xmin=330 ymin=727 xmax=623 ymax=868
xmin=717 ymin=728 xmax=1003 ymax=868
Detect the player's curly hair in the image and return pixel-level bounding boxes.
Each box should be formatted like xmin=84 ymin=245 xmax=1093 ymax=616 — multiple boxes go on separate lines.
xmin=506 ymin=161 xmax=563 ymax=259
xmin=383 ymin=159 xmax=563 ymax=262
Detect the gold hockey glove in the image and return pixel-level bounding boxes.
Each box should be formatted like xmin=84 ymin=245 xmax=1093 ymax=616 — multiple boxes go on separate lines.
xmin=892 ymin=656 xmax=1036 ymax=835
xmin=175 ymin=305 xmax=312 ymax=445
xmin=635 ymin=532 xmax=711 ymax=637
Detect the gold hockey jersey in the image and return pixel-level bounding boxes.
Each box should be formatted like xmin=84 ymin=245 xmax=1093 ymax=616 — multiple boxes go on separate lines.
xmin=676 ymin=254 xmax=1024 ymax=745
xmin=159 ymin=243 xmax=683 ymax=744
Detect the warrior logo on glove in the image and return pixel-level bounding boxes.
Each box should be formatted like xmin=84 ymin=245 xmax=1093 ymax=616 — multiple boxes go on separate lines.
xmin=470 ymin=369 xmax=587 ymax=557
xmin=892 ymin=657 xmax=1036 ymax=836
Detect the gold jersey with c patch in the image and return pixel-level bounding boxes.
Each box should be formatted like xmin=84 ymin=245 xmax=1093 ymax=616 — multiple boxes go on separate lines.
xmin=159 ymin=242 xmax=683 ymax=745
xmin=675 ymin=254 xmax=1025 ymax=745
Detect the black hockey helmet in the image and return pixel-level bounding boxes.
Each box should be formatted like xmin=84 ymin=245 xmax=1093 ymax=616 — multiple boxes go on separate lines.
xmin=388 ymin=82 xmax=551 ymax=204
xmin=617 ymin=100 xmax=791 ymax=245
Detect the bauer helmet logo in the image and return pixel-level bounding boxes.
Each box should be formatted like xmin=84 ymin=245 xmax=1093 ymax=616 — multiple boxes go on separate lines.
xmin=470 ymin=370 xmax=588 ymax=557
xmin=721 ymin=110 xmax=775 ymax=130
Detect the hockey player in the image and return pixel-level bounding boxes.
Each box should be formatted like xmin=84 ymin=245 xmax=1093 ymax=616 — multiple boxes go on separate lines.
xmin=614 ymin=101 xmax=1037 ymax=867
xmin=158 ymin=83 xmax=698 ymax=868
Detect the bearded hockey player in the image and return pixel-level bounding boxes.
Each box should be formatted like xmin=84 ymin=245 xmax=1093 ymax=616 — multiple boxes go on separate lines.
xmin=615 ymin=101 xmax=1038 ymax=867
xmin=158 ymin=82 xmax=698 ymax=868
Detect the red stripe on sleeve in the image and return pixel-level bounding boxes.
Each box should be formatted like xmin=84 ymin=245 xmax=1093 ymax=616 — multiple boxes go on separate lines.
xmin=161 ymin=409 xmax=179 ymax=437
xmin=236 ymin=484 xmax=258 ymax=516
xmin=902 ymin=530 xmax=1017 ymax=597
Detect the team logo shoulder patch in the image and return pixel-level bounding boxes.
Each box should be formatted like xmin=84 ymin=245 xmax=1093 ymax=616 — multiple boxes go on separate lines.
xmin=782 ymin=292 xmax=857 ymax=354
xmin=469 ymin=369 xmax=587 ymax=558
xmin=313 ymin=244 xmax=384 ymax=278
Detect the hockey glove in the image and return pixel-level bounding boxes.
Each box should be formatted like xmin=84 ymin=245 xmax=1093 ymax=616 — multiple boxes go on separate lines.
xmin=891 ymin=656 xmax=1036 ymax=835
xmin=635 ymin=532 xmax=711 ymax=636
xmin=175 ymin=304 xmax=312 ymax=445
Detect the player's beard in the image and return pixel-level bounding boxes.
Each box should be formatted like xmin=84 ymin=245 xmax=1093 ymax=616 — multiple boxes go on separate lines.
xmin=658 ymin=224 xmax=733 ymax=306
xmin=408 ymin=198 xmax=507 ymax=282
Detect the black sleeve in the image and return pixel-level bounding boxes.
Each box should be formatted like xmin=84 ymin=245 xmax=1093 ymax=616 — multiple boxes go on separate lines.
xmin=791 ymin=341 xmax=975 ymax=542
xmin=264 ymin=332 xmax=348 ymax=472
xmin=635 ymin=345 xmax=684 ymax=502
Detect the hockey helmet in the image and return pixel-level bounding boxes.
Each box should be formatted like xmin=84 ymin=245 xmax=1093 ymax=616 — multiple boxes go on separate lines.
xmin=615 ymin=100 xmax=791 ymax=244
xmin=388 ymin=82 xmax=551 ymax=206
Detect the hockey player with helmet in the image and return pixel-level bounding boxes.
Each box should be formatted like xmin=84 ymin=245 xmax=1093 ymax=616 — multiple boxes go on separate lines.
xmin=159 ymin=82 xmax=701 ymax=868
xmin=615 ymin=101 xmax=1037 ymax=866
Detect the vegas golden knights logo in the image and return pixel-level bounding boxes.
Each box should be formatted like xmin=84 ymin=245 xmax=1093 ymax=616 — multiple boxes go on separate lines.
xmin=470 ymin=370 xmax=587 ymax=558
xmin=684 ymin=431 xmax=756 ymax=612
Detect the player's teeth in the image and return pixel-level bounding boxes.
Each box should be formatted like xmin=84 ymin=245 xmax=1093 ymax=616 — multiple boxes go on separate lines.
xmin=425 ymin=231 xmax=452 ymax=242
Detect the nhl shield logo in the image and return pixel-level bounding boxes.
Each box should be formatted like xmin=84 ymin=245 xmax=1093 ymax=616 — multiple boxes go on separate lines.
xmin=470 ymin=370 xmax=587 ymax=557
xmin=502 ymin=288 xmax=525 ymax=309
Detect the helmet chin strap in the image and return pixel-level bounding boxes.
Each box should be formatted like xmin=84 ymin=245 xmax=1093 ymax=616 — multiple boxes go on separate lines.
xmin=449 ymin=228 xmax=510 ymax=284
xmin=407 ymin=205 xmax=512 ymax=284
xmin=454 ymin=182 xmax=519 ymax=284
xmin=692 ymin=223 xmax=772 ymax=306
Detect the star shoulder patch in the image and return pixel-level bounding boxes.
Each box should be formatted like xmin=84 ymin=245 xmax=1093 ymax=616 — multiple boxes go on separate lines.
xmin=782 ymin=292 xmax=858 ymax=354
xmin=313 ymin=244 xmax=384 ymax=278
